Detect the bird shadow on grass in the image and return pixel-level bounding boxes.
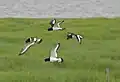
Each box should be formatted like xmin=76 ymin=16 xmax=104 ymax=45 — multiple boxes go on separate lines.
xmin=52 ymin=62 xmax=66 ymax=68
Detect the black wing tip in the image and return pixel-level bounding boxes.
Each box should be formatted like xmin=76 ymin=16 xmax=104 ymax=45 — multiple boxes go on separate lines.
xmin=62 ymin=20 xmax=64 ymax=22
xmin=56 ymin=43 xmax=60 ymax=49
xmin=57 ymin=43 xmax=60 ymax=45
xmin=18 ymin=53 xmax=23 ymax=56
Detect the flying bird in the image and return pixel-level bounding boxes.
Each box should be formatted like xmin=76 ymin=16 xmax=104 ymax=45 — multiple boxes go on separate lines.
xmin=18 ymin=37 xmax=43 ymax=56
xmin=44 ymin=43 xmax=64 ymax=63
xmin=48 ymin=18 xmax=65 ymax=31
xmin=67 ymin=32 xmax=83 ymax=44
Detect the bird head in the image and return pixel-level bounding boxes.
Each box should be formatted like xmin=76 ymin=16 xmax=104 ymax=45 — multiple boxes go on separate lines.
xmin=58 ymin=58 xmax=64 ymax=63
xmin=37 ymin=39 xmax=43 ymax=44
xmin=44 ymin=58 xmax=50 ymax=62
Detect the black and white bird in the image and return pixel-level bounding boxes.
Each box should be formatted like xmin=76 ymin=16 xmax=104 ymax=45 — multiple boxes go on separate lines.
xmin=48 ymin=18 xmax=65 ymax=31
xmin=67 ymin=32 xmax=83 ymax=44
xmin=18 ymin=37 xmax=43 ymax=56
xmin=44 ymin=43 xmax=64 ymax=63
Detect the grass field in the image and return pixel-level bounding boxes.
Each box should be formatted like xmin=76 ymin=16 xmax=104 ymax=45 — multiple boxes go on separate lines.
xmin=0 ymin=18 xmax=120 ymax=82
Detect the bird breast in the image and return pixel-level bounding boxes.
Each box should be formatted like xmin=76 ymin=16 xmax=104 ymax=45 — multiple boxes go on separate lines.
xmin=50 ymin=57 xmax=59 ymax=62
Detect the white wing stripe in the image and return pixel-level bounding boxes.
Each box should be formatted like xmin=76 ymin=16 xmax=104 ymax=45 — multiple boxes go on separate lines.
xmin=50 ymin=43 xmax=60 ymax=58
xmin=54 ymin=44 xmax=59 ymax=52
xmin=20 ymin=42 xmax=35 ymax=54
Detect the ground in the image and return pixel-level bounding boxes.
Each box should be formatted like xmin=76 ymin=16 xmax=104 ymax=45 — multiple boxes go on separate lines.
xmin=0 ymin=18 xmax=120 ymax=82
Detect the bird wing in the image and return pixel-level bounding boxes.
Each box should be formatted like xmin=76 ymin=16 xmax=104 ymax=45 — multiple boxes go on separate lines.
xmin=49 ymin=19 xmax=56 ymax=26
xmin=19 ymin=42 xmax=35 ymax=55
xmin=50 ymin=43 xmax=60 ymax=58
xmin=76 ymin=35 xmax=83 ymax=43
xmin=57 ymin=20 xmax=64 ymax=28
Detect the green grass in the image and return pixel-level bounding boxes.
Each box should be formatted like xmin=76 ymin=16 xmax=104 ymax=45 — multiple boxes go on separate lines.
xmin=0 ymin=18 xmax=120 ymax=82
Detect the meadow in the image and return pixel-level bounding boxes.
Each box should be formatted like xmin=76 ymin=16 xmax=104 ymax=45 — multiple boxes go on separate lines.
xmin=0 ymin=18 xmax=120 ymax=82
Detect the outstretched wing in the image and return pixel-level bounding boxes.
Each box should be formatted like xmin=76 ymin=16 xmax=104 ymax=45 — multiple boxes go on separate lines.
xmin=50 ymin=43 xmax=60 ymax=58
xmin=76 ymin=35 xmax=83 ymax=44
xmin=57 ymin=20 xmax=64 ymax=28
xmin=49 ymin=19 xmax=56 ymax=26
xmin=19 ymin=42 xmax=35 ymax=55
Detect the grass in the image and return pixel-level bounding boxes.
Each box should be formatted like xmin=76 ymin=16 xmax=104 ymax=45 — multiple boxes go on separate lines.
xmin=0 ymin=18 xmax=120 ymax=82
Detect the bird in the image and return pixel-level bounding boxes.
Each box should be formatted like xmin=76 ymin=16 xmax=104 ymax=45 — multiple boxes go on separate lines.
xmin=48 ymin=18 xmax=65 ymax=31
xmin=67 ymin=32 xmax=83 ymax=44
xmin=44 ymin=43 xmax=64 ymax=63
xmin=18 ymin=37 xmax=43 ymax=56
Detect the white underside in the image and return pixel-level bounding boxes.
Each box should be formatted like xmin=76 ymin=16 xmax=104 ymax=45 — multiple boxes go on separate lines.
xmin=20 ymin=42 xmax=35 ymax=54
xmin=50 ymin=57 xmax=59 ymax=62
xmin=53 ymin=27 xmax=62 ymax=30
